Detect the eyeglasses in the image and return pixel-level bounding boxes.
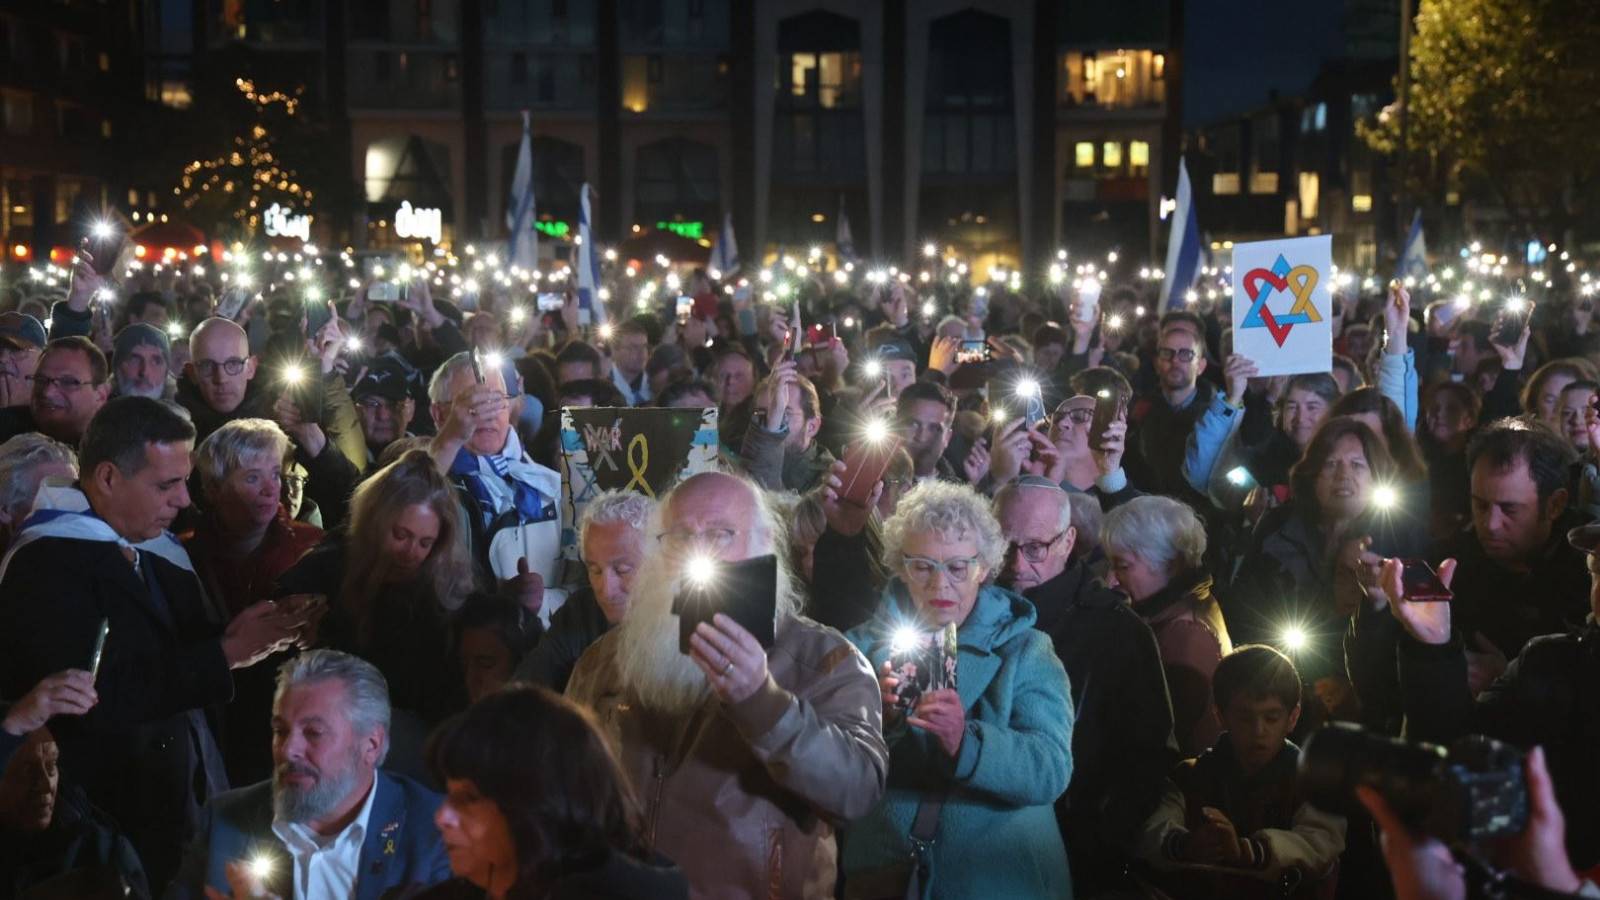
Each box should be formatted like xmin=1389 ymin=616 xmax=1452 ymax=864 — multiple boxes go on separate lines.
xmin=27 ymin=374 xmax=100 ymax=392
xmin=1053 ymin=408 xmax=1093 ymax=426
xmin=1156 ymin=347 xmax=1197 ymax=363
xmin=357 ymin=397 xmax=410 ymax=414
xmin=282 ymin=475 xmax=307 ymax=490
xmin=1008 ymin=531 xmax=1069 ymax=563
xmin=902 ymin=556 xmax=982 ymax=585
xmin=656 ymin=527 xmax=743 ymax=555
xmin=195 ymin=358 xmax=249 ymax=378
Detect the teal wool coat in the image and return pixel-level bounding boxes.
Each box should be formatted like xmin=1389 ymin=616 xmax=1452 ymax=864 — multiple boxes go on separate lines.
xmin=842 ymin=583 xmax=1076 ymax=899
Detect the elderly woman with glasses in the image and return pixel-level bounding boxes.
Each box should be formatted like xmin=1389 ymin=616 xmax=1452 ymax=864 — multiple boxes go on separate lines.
xmin=841 ymin=480 xmax=1075 ymax=899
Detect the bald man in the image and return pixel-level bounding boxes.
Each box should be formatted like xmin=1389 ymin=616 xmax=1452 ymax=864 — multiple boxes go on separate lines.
xmin=179 ymin=319 xmax=366 ymax=489
xmin=565 ymin=471 xmax=888 ymax=900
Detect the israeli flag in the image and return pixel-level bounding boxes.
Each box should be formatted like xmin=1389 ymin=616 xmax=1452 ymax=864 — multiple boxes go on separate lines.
xmin=506 ymin=111 xmax=537 ymax=271
xmin=577 ymin=183 xmax=605 ymax=326
xmin=708 ymin=212 xmax=739 ymax=279
xmin=1395 ymin=209 xmax=1428 ymax=284
xmin=1162 ymin=156 xmax=1202 ymax=310
xmin=836 ymin=196 xmax=855 ymax=262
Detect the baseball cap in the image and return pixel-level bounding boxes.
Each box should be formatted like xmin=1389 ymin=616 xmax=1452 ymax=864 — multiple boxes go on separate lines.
xmin=867 ymin=336 xmax=916 ymax=362
xmin=1055 ymin=394 xmax=1096 ymax=415
xmin=0 ymin=313 xmax=46 ymax=351
xmin=351 ymin=353 xmax=417 ymax=402
xmin=114 ymin=323 xmax=171 ymax=361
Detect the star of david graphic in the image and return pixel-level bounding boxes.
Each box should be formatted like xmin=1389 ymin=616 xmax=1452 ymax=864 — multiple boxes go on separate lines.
xmin=1239 ymin=254 xmax=1323 ymax=347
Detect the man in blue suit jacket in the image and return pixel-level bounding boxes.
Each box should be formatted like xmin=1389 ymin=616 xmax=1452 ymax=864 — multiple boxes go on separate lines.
xmin=165 ymin=651 xmax=450 ymax=900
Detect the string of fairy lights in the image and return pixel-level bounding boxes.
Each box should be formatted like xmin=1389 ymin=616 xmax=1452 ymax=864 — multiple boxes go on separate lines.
xmin=173 ymin=79 xmax=313 ymax=233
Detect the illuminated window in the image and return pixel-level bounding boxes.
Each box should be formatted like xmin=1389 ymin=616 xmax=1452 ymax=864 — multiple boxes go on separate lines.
xmin=1075 ymin=142 xmax=1094 ymax=168
xmin=1061 ymin=49 xmax=1166 ymax=108
xmin=1298 ymin=172 xmax=1319 ymax=219
xmin=1213 ymin=173 xmax=1240 ymax=196
xmin=1129 ymin=141 xmax=1150 ymax=169
xmin=1102 ymin=142 xmax=1122 ymax=168
xmin=1352 ymin=194 xmax=1373 ymax=213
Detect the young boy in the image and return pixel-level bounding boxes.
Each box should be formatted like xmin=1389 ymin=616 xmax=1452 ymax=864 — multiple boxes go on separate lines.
xmin=1135 ymin=644 xmax=1347 ymax=896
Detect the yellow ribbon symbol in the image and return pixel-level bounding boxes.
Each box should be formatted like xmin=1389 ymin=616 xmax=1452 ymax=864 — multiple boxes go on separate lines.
xmin=1284 ymin=265 xmax=1323 ymax=322
xmin=384 ymin=839 xmax=396 ymax=855
xmin=623 ymin=434 xmax=653 ymax=496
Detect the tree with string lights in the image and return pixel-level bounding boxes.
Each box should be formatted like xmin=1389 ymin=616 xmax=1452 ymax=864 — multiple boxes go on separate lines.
xmin=170 ymin=77 xmax=317 ymax=236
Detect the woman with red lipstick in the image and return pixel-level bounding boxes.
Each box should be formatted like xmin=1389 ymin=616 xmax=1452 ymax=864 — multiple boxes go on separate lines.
xmin=414 ymin=685 xmax=686 ymax=900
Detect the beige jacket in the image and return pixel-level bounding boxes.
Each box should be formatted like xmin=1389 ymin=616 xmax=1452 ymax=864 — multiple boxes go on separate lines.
xmin=566 ymin=614 xmax=889 ymax=900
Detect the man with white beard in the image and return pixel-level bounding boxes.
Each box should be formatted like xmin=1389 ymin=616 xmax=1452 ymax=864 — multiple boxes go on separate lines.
xmin=565 ymin=471 xmax=888 ymax=900
xmin=111 ymin=324 xmax=175 ymax=400
xmin=166 ymin=650 xmax=451 ymax=900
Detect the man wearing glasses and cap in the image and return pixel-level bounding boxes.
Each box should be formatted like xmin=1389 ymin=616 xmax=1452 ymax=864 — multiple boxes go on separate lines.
xmin=979 ymin=393 xmax=1142 ymax=508
xmin=0 ymin=312 xmax=46 ymax=410
xmin=1382 ymin=521 xmax=1600 ymax=873
xmin=991 ymin=474 xmax=1177 ymax=894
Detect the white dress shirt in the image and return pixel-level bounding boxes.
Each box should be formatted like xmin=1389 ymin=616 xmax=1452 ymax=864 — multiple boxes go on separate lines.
xmin=271 ymin=776 xmax=380 ymax=900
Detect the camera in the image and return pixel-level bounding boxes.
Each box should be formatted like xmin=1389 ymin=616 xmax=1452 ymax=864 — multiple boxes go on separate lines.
xmin=1299 ymin=723 xmax=1528 ymax=844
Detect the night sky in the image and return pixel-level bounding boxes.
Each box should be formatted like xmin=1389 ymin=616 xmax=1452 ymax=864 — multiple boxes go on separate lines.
xmin=1184 ymin=0 xmax=1349 ymax=126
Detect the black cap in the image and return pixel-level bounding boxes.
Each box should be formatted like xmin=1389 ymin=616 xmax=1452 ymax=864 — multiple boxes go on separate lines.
xmin=351 ymin=353 xmax=417 ymax=402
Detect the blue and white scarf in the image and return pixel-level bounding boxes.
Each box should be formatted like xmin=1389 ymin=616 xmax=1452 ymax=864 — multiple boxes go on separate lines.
xmin=449 ymin=427 xmax=559 ymax=527
xmin=0 ymin=483 xmax=196 ymax=583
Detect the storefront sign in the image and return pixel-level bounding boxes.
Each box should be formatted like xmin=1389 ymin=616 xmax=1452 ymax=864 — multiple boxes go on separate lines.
xmin=535 ymin=221 xmax=571 ymax=238
xmin=394 ymin=201 xmax=444 ymax=244
xmin=657 ymin=221 xmax=705 ymax=240
xmin=263 ymin=203 xmax=312 ymax=242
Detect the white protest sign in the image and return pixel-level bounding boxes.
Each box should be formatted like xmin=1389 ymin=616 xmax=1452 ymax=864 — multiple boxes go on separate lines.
xmin=1231 ymin=235 xmax=1333 ymax=377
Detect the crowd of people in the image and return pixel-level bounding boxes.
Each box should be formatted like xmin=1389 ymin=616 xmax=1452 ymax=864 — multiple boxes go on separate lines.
xmin=0 ymin=243 xmax=1596 ymax=900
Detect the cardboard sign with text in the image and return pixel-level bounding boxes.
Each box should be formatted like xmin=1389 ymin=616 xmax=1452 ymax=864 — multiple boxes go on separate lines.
xmin=558 ymin=406 xmax=719 ymax=560
xmin=1231 ymin=235 xmax=1334 ymax=377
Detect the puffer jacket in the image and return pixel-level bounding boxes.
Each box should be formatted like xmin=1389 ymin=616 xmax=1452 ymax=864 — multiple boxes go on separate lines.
xmin=565 ymin=614 xmax=889 ymax=900
xmin=841 ymin=584 xmax=1076 ymax=900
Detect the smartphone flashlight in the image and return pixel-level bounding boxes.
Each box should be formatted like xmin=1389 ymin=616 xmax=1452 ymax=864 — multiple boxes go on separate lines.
xmin=1372 ymin=484 xmax=1399 ymax=510
xmin=599 ymin=322 xmax=615 ymax=341
xmin=1015 ymin=378 xmax=1040 ymax=398
xmin=249 ymin=855 xmax=274 ymax=881
xmin=509 ymin=306 xmax=527 ymax=324
xmin=685 ymin=555 xmax=717 ymax=587
xmin=863 ymin=418 xmax=890 ymax=443
xmin=1225 ymin=466 xmax=1255 ymax=488
xmin=282 ymin=364 xmax=307 ymax=387
xmin=91 ymin=221 xmax=115 ymax=241
xmin=863 ymin=360 xmax=883 ymax=380
xmin=890 ymin=625 xmax=922 ymax=655
xmin=1280 ymin=626 xmax=1308 ymax=652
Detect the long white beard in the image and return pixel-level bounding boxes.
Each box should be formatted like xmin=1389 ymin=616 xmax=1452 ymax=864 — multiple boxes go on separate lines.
xmin=613 ymin=556 xmax=713 ymax=716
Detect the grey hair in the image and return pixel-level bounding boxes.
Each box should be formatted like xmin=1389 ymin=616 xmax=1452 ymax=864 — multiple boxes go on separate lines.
xmin=0 ymin=433 xmax=77 ymax=513
xmin=1066 ymin=491 xmax=1104 ymax=556
xmin=274 ymin=650 xmax=392 ymax=764
xmin=1100 ymin=495 xmax=1207 ymax=574
xmin=427 ymin=352 xmax=478 ymax=404
xmin=579 ymin=489 xmax=656 ymax=552
xmin=991 ymin=481 xmax=1073 ymax=536
xmin=194 ymin=418 xmax=289 ymax=500
xmin=884 ymin=480 xmax=1007 ymax=579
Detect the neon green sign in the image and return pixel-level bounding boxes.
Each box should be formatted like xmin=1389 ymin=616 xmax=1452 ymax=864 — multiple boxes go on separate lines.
xmin=534 ymin=221 xmax=570 ymax=237
xmin=656 ymin=221 xmax=705 ymax=240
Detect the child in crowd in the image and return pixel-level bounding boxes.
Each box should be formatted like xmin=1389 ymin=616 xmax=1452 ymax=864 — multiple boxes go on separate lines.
xmin=1136 ymin=644 xmax=1347 ymax=898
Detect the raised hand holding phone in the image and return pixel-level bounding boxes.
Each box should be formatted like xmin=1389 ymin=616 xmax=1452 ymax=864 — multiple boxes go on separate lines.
xmin=1378 ymin=557 xmax=1458 ymax=646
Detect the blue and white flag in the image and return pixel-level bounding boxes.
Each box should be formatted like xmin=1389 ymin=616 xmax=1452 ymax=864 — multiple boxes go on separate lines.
xmin=836 ymin=196 xmax=855 ymax=262
xmin=576 ymin=182 xmax=605 ymax=326
xmin=708 ymin=212 xmax=739 ymax=279
xmin=1395 ymin=209 xmax=1428 ymax=285
xmin=1162 ymin=156 xmax=1202 ymax=310
xmin=506 ymin=111 xmax=537 ymax=271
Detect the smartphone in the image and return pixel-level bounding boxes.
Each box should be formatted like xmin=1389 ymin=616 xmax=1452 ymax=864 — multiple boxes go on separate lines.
xmin=1430 ymin=301 xmax=1463 ymax=330
xmin=674 ymin=554 xmax=778 ymax=652
xmin=1495 ymin=304 xmax=1528 ymax=346
xmin=1075 ymin=278 xmax=1103 ymax=323
xmin=1400 ymin=559 xmax=1453 ymax=602
xmin=470 ymin=350 xmax=486 ymax=384
xmin=1088 ymin=390 xmax=1127 ymax=449
xmin=368 ymin=281 xmax=399 ymax=303
xmin=216 ymin=287 xmax=251 ymax=321
xmin=956 ymin=339 xmax=991 ymax=366
xmin=805 ymin=322 xmax=835 ymax=349
xmin=887 ymin=622 xmax=958 ymax=713
xmin=303 ymin=300 xmax=333 ymax=340
xmin=837 ymin=430 xmax=904 ymax=505
xmin=536 ymin=293 xmax=564 ymax=312
xmin=90 ymin=617 xmax=109 ymax=679
xmin=676 ymin=296 xmax=694 ymax=322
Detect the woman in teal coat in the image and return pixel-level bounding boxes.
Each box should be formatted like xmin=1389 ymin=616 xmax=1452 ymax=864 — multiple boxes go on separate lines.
xmin=841 ymin=480 xmax=1075 ymax=900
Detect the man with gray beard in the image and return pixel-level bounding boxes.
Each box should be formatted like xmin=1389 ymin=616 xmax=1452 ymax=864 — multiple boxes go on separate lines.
xmin=565 ymin=471 xmax=888 ymax=900
xmin=165 ymin=651 xmax=450 ymax=900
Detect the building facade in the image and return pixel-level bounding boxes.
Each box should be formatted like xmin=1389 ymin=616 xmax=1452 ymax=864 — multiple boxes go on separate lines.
xmin=146 ymin=0 xmax=1183 ymax=271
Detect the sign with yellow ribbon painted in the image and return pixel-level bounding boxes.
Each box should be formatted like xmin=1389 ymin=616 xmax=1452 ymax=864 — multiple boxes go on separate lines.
xmin=1231 ymin=235 xmax=1333 ymax=377
xmin=557 ymin=406 xmax=720 ymax=558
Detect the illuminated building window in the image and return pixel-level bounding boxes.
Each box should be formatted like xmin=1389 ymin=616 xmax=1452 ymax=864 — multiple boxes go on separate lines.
xmin=1102 ymin=142 xmax=1122 ymax=169
xmin=1129 ymin=141 xmax=1150 ymax=170
xmin=1075 ymin=142 xmax=1095 ymax=168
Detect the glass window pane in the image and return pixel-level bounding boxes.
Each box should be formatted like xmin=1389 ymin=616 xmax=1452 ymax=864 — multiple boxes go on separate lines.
xmin=1075 ymin=142 xmax=1095 ymax=168
xmin=1102 ymin=142 xmax=1122 ymax=169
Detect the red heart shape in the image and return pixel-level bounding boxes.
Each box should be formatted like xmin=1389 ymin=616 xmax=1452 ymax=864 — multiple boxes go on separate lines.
xmin=1244 ymin=269 xmax=1291 ymax=302
xmin=1258 ymin=305 xmax=1293 ymax=347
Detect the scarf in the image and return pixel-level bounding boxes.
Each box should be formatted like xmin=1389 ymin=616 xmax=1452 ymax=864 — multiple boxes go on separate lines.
xmin=449 ymin=427 xmax=559 ymax=526
xmin=0 ymin=483 xmax=196 ymax=582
